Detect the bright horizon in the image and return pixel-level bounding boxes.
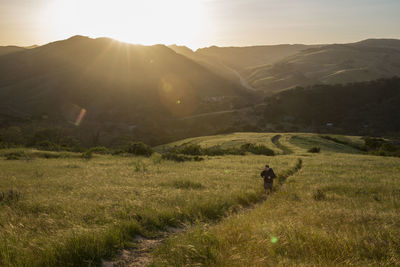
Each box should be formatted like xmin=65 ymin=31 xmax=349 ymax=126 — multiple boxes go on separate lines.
xmin=1 ymin=0 xmax=400 ymax=49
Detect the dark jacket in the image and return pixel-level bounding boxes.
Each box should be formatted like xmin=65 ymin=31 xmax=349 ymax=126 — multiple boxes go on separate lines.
xmin=261 ymin=169 xmax=276 ymax=183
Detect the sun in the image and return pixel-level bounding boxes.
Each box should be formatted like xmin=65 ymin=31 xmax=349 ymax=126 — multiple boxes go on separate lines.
xmin=44 ymin=0 xmax=210 ymax=48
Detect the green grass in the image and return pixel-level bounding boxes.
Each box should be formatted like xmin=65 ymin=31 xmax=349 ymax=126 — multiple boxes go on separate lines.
xmin=271 ymin=134 xmax=293 ymax=155
xmin=0 ymin=146 xmax=290 ymax=266
xmin=290 ymin=134 xmax=362 ymax=154
xmin=1 ymin=132 xmax=399 ymax=266
xmin=155 ymin=132 xmax=281 ymax=154
xmin=152 ymin=151 xmax=400 ymax=266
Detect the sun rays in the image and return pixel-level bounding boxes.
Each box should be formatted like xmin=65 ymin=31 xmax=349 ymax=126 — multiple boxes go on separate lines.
xmin=45 ymin=0 xmax=210 ymax=48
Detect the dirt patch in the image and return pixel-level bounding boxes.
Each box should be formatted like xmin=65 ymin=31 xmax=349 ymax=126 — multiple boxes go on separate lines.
xmin=101 ymin=235 xmax=162 ymax=267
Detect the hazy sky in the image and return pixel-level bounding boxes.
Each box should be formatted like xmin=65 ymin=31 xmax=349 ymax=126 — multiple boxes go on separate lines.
xmin=1 ymin=0 xmax=400 ymax=49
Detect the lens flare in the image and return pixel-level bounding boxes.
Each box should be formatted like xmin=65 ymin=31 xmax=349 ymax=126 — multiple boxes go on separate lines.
xmin=158 ymin=74 xmax=198 ymax=117
xmin=61 ymin=103 xmax=87 ymax=126
xmin=270 ymin=236 xmax=278 ymax=243
xmin=74 ymin=108 xmax=87 ymax=126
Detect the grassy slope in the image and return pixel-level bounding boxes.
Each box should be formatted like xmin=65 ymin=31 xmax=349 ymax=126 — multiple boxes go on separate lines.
xmin=154 ymin=132 xmax=283 ymax=154
xmin=289 ymin=134 xmax=363 ymax=154
xmin=0 ymin=142 xmax=294 ymax=266
xmin=1 ymin=132 xmax=396 ymax=266
xmin=152 ymin=134 xmax=400 ymax=266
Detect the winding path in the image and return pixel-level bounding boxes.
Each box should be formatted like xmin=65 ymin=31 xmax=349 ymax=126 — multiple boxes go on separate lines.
xmin=101 ymin=158 xmax=303 ymax=267
xmin=271 ymin=134 xmax=294 ymax=155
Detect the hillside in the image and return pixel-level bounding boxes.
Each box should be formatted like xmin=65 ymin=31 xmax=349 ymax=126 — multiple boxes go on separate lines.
xmin=168 ymin=44 xmax=244 ymax=87
xmin=196 ymin=44 xmax=314 ymax=71
xmin=170 ymin=39 xmax=400 ymax=95
xmin=0 ymin=36 xmax=252 ymax=144
xmin=153 ymin=133 xmax=400 ymax=266
xmin=1 ymin=132 xmax=399 ymax=266
xmin=260 ymin=77 xmax=400 ymax=135
xmin=245 ymin=39 xmax=400 ymax=93
xmin=0 ymin=46 xmax=26 ymax=56
xmin=170 ymin=44 xmax=316 ymax=91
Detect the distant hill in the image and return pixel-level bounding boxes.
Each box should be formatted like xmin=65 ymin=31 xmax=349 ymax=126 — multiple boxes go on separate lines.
xmin=260 ymin=77 xmax=400 ymax=135
xmin=2 ymin=36 xmax=400 ymax=145
xmin=170 ymin=44 xmax=316 ymax=91
xmin=244 ymin=39 xmax=400 ymax=94
xmin=196 ymin=44 xmax=314 ymax=71
xmin=0 ymin=46 xmax=26 ymax=56
xmin=170 ymin=39 xmax=400 ymax=95
xmin=0 ymin=36 xmax=254 ymax=144
xmin=0 ymin=36 xmax=251 ymax=120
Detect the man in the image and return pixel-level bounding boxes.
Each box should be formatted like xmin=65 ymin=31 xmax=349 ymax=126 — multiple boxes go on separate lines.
xmin=260 ymin=164 xmax=276 ymax=194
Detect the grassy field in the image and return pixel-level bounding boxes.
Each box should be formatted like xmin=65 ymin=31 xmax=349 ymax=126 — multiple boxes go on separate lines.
xmin=0 ymin=132 xmax=398 ymax=266
xmin=0 ymin=143 xmax=297 ymax=266
xmin=152 ymin=135 xmax=400 ymax=266
xmin=154 ymin=132 xmax=282 ymax=154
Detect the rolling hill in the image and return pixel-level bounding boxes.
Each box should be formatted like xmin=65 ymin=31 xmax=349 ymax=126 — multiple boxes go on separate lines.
xmin=0 ymin=36 xmax=253 ymax=144
xmin=244 ymin=39 xmax=400 ymax=93
xmin=1 ymin=132 xmax=399 ymax=266
xmin=260 ymin=77 xmax=400 ymax=135
xmin=169 ymin=44 xmax=317 ymax=91
xmin=0 ymin=46 xmax=26 ymax=56
xmin=170 ymin=39 xmax=400 ymax=95
xmin=196 ymin=44 xmax=315 ymax=71
xmin=2 ymin=37 xmax=400 ymax=146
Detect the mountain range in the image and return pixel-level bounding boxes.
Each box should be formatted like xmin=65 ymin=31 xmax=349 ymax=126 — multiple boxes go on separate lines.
xmin=170 ymin=39 xmax=400 ymax=94
xmin=0 ymin=36 xmax=399 ymax=145
xmin=0 ymin=36 xmax=249 ymax=122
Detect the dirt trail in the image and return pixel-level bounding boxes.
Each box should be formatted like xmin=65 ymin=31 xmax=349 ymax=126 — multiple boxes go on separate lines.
xmin=271 ymin=134 xmax=293 ymax=155
xmin=101 ymin=236 xmax=163 ymax=267
xmin=101 ymin=159 xmax=302 ymax=267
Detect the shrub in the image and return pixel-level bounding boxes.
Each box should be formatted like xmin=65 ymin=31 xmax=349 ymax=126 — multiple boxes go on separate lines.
xmin=241 ymin=143 xmax=275 ymax=156
xmin=313 ymin=189 xmax=326 ymax=201
xmin=126 ymin=142 xmax=153 ymax=157
xmin=81 ymin=150 xmax=93 ymax=159
xmin=88 ymin=146 xmax=109 ymax=154
xmin=202 ymin=146 xmax=226 ymax=156
xmin=177 ymin=144 xmax=202 ymax=156
xmin=33 ymin=152 xmax=62 ymax=159
xmin=364 ymin=137 xmax=385 ymax=151
xmin=167 ymin=143 xmax=274 ymax=157
xmin=308 ymin=147 xmax=321 ymax=153
xmin=0 ymin=189 xmax=21 ymax=205
xmin=320 ymin=135 xmax=366 ymax=151
xmin=36 ymin=140 xmax=61 ymax=151
xmin=5 ymin=151 xmax=27 ymax=160
xmin=29 ymin=128 xmax=62 ymax=147
xmin=362 ymin=137 xmax=400 ymax=157
xmin=379 ymin=143 xmax=398 ymax=153
xmin=2 ymin=126 xmax=24 ymax=145
xmin=162 ymin=152 xmax=188 ymax=162
xmin=0 ymin=142 xmax=9 ymax=149
xmin=111 ymin=149 xmax=125 ymax=155
xmin=192 ymin=156 xmax=204 ymax=162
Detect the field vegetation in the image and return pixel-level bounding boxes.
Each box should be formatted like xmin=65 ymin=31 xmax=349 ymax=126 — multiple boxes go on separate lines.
xmin=0 ymin=132 xmax=399 ymax=266
xmin=152 ymin=134 xmax=400 ymax=266
xmin=0 ymin=135 xmax=294 ymax=266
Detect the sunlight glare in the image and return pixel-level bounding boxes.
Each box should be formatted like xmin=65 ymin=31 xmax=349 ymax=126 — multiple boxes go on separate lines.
xmin=45 ymin=0 xmax=209 ymax=48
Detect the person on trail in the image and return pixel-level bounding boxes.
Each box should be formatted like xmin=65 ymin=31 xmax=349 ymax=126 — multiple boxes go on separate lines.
xmin=260 ymin=164 xmax=276 ymax=194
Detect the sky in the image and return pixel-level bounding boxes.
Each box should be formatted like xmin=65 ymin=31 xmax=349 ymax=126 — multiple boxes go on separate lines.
xmin=1 ymin=0 xmax=400 ymax=49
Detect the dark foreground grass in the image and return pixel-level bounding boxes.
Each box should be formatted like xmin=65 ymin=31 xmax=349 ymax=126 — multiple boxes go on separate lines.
xmin=152 ymin=153 xmax=400 ymax=266
xmin=0 ymin=149 xmax=296 ymax=266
